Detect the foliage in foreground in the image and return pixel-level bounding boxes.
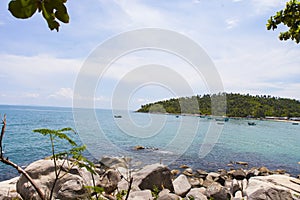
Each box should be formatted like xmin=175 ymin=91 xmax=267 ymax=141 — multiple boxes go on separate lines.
xmin=267 ymin=0 xmax=300 ymax=43
xmin=137 ymin=93 xmax=300 ymax=118
xmin=8 ymin=0 xmax=69 ymax=31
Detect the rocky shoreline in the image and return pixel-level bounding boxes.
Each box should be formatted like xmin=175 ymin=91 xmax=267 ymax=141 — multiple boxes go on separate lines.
xmin=0 ymin=157 xmax=300 ymax=200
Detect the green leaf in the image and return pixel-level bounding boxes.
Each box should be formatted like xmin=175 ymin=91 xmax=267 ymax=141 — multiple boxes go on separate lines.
xmin=8 ymin=0 xmax=38 ymax=19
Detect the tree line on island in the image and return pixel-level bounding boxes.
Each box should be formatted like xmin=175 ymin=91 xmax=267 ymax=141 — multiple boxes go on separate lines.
xmin=137 ymin=93 xmax=300 ymax=118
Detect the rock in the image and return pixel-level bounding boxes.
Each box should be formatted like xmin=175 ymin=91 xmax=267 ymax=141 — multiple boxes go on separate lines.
xmin=134 ymin=145 xmax=145 ymax=150
xmin=206 ymin=182 xmax=231 ymax=200
xmin=100 ymin=156 xmax=131 ymax=169
xmin=232 ymin=169 xmax=246 ymax=180
xmin=274 ymin=169 xmax=286 ymax=175
xmin=186 ymin=188 xmax=208 ymax=200
xmin=183 ymin=168 xmax=193 ymax=177
xmin=17 ymin=159 xmax=95 ymax=200
xmin=195 ymin=169 xmax=208 ymax=179
xmin=98 ymin=169 xmax=121 ymax=194
xmin=0 ymin=177 xmax=21 ymax=199
xmin=133 ymin=163 xmax=174 ymax=191
xmin=188 ymin=178 xmax=201 ymax=188
xmin=258 ymin=166 xmax=270 ymax=175
xmin=157 ymin=189 xmax=181 ymax=200
xmin=246 ymin=168 xmax=260 ymax=180
xmin=236 ymin=161 xmax=248 ymax=166
xmin=180 ymin=164 xmax=189 ymax=169
xmin=173 ymin=174 xmax=191 ymax=197
xmin=231 ymin=179 xmax=240 ymax=195
xmin=246 ymin=175 xmax=297 ymax=200
xmin=171 ymin=169 xmax=180 ymax=176
xmin=128 ymin=190 xmax=153 ymax=200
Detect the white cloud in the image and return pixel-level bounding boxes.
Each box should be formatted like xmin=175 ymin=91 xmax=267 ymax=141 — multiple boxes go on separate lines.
xmin=50 ymin=88 xmax=73 ymax=99
xmin=24 ymin=93 xmax=40 ymax=98
xmin=250 ymin=0 xmax=286 ymax=14
xmin=226 ymin=18 xmax=239 ymax=29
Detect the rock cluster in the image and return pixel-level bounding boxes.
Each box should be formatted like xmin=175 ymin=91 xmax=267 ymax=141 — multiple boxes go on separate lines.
xmin=1 ymin=157 xmax=300 ymax=200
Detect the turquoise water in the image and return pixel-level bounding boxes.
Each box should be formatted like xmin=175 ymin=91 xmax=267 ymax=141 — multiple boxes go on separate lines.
xmin=0 ymin=105 xmax=299 ymax=181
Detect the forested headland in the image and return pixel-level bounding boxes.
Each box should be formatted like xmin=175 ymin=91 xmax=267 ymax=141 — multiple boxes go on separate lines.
xmin=137 ymin=93 xmax=300 ymax=118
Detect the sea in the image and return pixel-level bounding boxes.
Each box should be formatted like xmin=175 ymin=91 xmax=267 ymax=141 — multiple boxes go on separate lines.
xmin=0 ymin=105 xmax=299 ymax=181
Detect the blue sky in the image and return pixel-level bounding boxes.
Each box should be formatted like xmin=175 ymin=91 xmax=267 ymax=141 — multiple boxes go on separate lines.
xmin=0 ymin=0 xmax=300 ymax=110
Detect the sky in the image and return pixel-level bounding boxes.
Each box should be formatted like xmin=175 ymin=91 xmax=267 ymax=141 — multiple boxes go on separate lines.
xmin=0 ymin=0 xmax=300 ymax=110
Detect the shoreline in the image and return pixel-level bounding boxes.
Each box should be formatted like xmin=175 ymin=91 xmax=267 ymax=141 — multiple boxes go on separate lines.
xmin=1 ymin=157 xmax=300 ymax=199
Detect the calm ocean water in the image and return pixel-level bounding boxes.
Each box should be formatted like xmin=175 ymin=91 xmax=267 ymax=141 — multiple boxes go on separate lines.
xmin=0 ymin=105 xmax=299 ymax=181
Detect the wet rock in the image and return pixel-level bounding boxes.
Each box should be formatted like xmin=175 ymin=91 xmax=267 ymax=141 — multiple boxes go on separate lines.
xmin=236 ymin=161 xmax=248 ymax=166
xmin=134 ymin=145 xmax=145 ymax=150
xmin=173 ymin=174 xmax=191 ymax=197
xmin=180 ymin=164 xmax=189 ymax=169
xmin=206 ymin=182 xmax=231 ymax=200
xmin=186 ymin=188 xmax=208 ymax=200
xmin=128 ymin=190 xmax=153 ymax=200
xmin=183 ymin=168 xmax=193 ymax=177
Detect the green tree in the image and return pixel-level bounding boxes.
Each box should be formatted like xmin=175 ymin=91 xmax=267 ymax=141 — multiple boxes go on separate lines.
xmin=8 ymin=0 xmax=69 ymax=31
xmin=267 ymin=0 xmax=300 ymax=43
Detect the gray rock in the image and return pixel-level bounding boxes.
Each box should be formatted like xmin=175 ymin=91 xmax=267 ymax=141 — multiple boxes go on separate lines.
xmin=188 ymin=178 xmax=201 ymax=188
xmin=231 ymin=179 xmax=240 ymax=195
xmin=100 ymin=156 xmax=131 ymax=169
xmin=98 ymin=169 xmax=121 ymax=194
xmin=206 ymin=182 xmax=231 ymax=200
xmin=17 ymin=159 xmax=95 ymax=200
xmin=157 ymin=189 xmax=181 ymax=200
xmin=185 ymin=188 xmax=208 ymax=200
xmin=0 ymin=177 xmax=21 ymax=199
xmin=195 ymin=169 xmax=208 ymax=179
xmin=246 ymin=168 xmax=260 ymax=180
xmin=246 ymin=175 xmax=295 ymax=200
xmin=173 ymin=174 xmax=191 ymax=197
xmin=232 ymin=169 xmax=246 ymax=180
xmin=128 ymin=190 xmax=153 ymax=200
xmin=133 ymin=163 xmax=174 ymax=191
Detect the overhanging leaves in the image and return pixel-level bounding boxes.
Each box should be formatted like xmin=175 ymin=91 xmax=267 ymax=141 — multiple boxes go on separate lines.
xmin=8 ymin=0 xmax=70 ymax=31
xmin=267 ymin=0 xmax=300 ymax=43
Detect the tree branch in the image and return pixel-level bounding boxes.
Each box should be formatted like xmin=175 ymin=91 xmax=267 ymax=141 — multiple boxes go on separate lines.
xmin=0 ymin=114 xmax=45 ymax=200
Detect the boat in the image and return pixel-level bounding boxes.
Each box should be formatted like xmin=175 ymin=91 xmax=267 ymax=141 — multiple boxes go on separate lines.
xmin=215 ymin=117 xmax=229 ymax=122
xmin=248 ymin=122 xmax=256 ymax=126
xmin=114 ymin=115 xmax=122 ymax=118
xmin=292 ymin=122 xmax=299 ymax=125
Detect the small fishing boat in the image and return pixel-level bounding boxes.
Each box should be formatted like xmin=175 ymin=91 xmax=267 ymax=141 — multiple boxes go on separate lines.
xmin=248 ymin=122 xmax=256 ymax=126
xmin=292 ymin=122 xmax=299 ymax=125
xmin=114 ymin=115 xmax=122 ymax=118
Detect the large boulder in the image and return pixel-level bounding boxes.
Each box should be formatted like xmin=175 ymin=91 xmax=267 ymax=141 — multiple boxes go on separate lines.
xmin=206 ymin=182 xmax=231 ymax=200
xmin=245 ymin=175 xmax=299 ymax=200
xmin=173 ymin=174 xmax=191 ymax=197
xmin=0 ymin=177 xmax=21 ymax=199
xmin=132 ymin=163 xmax=174 ymax=191
xmin=17 ymin=159 xmax=97 ymax=200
